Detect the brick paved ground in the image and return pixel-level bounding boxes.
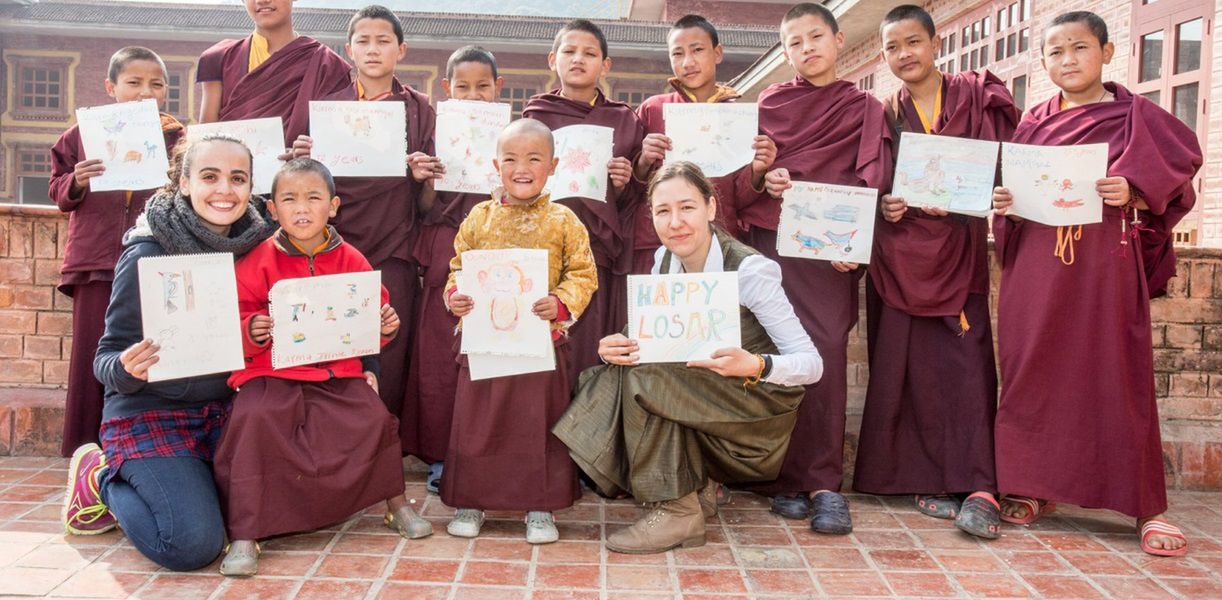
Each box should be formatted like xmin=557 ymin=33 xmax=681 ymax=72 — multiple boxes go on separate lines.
xmin=1 ymin=456 xmax=1220 ymax=599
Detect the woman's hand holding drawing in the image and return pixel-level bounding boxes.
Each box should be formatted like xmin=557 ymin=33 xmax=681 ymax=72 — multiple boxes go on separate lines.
xmin=119 ymin=339 xmax=160 ymax=381
xmin=687 ymin=347 xmax=762 ymax=378
xmin=598 ymin=333 xmax=639 ymax=366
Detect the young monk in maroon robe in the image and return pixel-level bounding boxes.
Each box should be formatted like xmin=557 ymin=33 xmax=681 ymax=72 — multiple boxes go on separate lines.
xmin=405 ymin=45 xmax=504 ymax=493
xmin=992 ymin=11 xmax=1201 ymax=557
xmin=50 ymin=47 xmax=185 ymax=457
xmin=732 ymin=3 xmax=891 ymax=535
xmin=288 ymin=6 xmax=436 ymax=440
xmin=630 ymin=14 xmax=777 ymax=273
xmin=854 ymin=5 xmax=1018 ymax=539
xmin=522 ymin=19 xmax=644 ymax=372
xmin=197 ymin=0 xmax=350 ymax=145
xmin=443 ymin=119 xmax=598 ymax=544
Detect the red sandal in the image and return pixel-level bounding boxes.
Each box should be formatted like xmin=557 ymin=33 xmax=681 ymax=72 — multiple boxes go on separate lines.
xmin=1140 ymin=519 xmax=1188 ymax=557
xmin=999 ymin=495 xmax=1055 ymax=525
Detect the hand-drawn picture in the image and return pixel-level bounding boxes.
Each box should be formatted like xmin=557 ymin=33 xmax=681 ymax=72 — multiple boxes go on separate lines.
xmin=776 ymin=181 xmax=879 ymax=264
xmin=663 ymin=103 xmax=758 ymax=177
xmin=434 ymin=100 xmax=511 ymax=195
xmin=269 ymin=271 xmax=382 ymax=369
xmin=458 ymin=248 xmax=551 ymax=358
xmin=892 ymin=132 xmax=999 ymax=217
xmin=77 ymin=98 xmax=169 ymax=192
xmin=309 ymin=101 xmax=407 ymax=177
xmin=137 ymin=253 xmax=243 ymax=382
xmin=187 ymin=117 xmax=285 ymax=195
xmin=627 ymin=272 xmax=741 ymax=363
xmin=1002 ymin=142 xmax=1108 ymax=226
xmin=550 ymin=124 xmax=613 ymax=202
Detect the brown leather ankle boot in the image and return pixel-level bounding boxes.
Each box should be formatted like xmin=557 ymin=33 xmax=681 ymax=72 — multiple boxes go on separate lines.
xmin=606 ymin=491 xmax=706 ymax=554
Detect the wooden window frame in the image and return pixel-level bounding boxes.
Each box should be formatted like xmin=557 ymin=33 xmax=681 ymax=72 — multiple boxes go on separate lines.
xmin=11 ymin=56 xmax=73 ymax=120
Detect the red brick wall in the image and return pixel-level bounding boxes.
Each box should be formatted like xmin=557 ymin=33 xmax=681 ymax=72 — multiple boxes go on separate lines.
xmin=3 ymin=204 xmax=1220 ymax=488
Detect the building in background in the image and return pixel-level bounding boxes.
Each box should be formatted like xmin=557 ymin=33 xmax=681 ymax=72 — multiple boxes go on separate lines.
xmin=0 ymin=0 xmax=778 ymax=205
xmin=731 ymin=0 xmax=1219 ymax=248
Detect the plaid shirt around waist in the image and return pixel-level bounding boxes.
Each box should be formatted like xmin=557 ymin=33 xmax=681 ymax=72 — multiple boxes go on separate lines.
xmin=99 ymin=401 xmax=229 ymax=480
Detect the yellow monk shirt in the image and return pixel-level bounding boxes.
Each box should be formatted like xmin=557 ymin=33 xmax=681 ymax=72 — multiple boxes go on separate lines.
xmin=247 ymin=33 xmax=271 ymax=72
xmin=447 ymin=191 xmax=598 ymax=331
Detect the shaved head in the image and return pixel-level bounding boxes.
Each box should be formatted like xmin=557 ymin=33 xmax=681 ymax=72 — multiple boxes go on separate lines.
xmin=497 ymin=118 xmax=555 ymax=156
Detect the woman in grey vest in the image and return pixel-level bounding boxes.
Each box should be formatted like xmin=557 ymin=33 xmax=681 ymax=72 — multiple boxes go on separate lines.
xmin=554 ymin=161 xmax=823 ymax=554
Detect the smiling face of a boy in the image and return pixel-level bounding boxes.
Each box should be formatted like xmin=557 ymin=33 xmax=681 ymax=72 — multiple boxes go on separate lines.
xmin=494 ymin=125 xmax=558 ymax=204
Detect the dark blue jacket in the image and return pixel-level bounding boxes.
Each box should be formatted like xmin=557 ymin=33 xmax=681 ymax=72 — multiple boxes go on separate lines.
xmin=94 ymin=233 xmax=234 ymax=421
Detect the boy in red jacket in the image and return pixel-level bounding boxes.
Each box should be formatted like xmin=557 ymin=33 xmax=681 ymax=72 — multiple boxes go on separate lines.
xmin=213 ymin=158 xmax=431 ymax=577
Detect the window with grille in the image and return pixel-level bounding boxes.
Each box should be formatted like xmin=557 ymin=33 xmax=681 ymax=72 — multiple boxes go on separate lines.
xmin=615 ymin=90 xmax=647 ymax=108
xmin=500 ymin=87 xmax=537 ymax=118
xmin=857 ymin=73 xmax=874 ymax=92
xmin=19 ymin=66 xmax=65 ymax=111
xmin=16 ymin=146 xmax=54 ymax=205
xmin=166 ymin=72 xmax=185 ymax=120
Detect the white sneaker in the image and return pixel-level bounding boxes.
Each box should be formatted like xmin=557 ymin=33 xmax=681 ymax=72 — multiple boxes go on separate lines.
xmin=525 ymin=511 xmax=559 ymax=544
xmin=447 ymin=508 xmax=485 ymax=538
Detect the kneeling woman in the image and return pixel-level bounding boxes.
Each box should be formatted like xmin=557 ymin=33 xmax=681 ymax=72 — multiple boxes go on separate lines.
xmin=554 ymin=162 xmax=822 ymax=554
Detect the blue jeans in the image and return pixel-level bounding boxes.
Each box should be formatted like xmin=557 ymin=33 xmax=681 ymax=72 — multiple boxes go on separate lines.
xmin=100 ymin=457 xmax=225 ymax=571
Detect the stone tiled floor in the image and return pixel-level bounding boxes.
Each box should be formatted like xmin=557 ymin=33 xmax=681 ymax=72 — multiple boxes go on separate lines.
xmin=1 ymin=457 xmax=1220 ymax=599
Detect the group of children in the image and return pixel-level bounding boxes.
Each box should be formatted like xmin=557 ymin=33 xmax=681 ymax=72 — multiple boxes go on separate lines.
xmin=52 ymin=0 xmax=1199 ymax=575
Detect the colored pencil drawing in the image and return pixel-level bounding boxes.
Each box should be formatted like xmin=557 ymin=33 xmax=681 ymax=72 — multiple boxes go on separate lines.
xmin=77 ymin=98 xmax=169 ymax=192
xmin=309 ymin=101 xmax=407 ymax=177
xmin=270 ymin=271 xmax=382 ymax=369
xmin=435 ymin=100 xmax=510 ymax=194
xmin=663 ymin=103 xmax=758 ymax=177
xmin=1002 ymin=142 xmax=1107 ymax=226
xmin=627 ymin=272 xmax=742 ymax=363
xmin=551 ymin=124 xmax=613 ymax=202
xmin=459 ymin=249 xmax=552 ymax=358
xmin=187 ymin=117 xmax=285 ymax=195
xmin=137 ymin=253 xmax=244 ymax=382
xmin=892 ymin=132 xmax=998 ymax=217
xmin=776 ymin=181 xmax=878 ymax=264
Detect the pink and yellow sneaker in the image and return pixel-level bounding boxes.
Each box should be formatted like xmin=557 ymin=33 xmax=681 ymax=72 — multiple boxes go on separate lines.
xmin=62 ymin=443 xmax=117 ymax=535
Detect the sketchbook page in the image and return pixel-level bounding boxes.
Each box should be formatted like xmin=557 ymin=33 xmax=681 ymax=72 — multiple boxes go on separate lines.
xmin=467 ymin=339 xmax=556 ymax=381
xmin=457 ymin=248 xmax=552 ymax=357
xmin=775 ymin=181 xmax=879 ymax=265
xmin=76 ymin=99 xmax=169 ymax=192
xmin=187 ymin=117 xmax=285 ymax=195
xmin=1002 ymin=142 xmax=1107 ymax=226
xmin=627 ymin=272 xmax=741 ymax=364
xmin=893 ymin=132 xmax=999 ymax=217
xmin=309 ymin=101 xmax=407 ymax=177
xmin=663 ymin=102 xmax=758 ymax=177
xmin=434 ymin=100 xmax=510 ymax=194
xmin=550 ymin=124 xmax=613 ymax=202
xmin=269 ymin=271 xmax=383 ymax=369
xmin=137 ymin=253 xmax=244 ymax=382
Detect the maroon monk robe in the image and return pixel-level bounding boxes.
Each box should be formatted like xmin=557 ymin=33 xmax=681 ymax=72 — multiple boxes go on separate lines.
xmin=993 ymin=83 xmax=1201 ymax=518
xmin=323 ymin=79 xmax=434 ymax=446
xmin=854 ymin=71 xmax=1018 ymax=495
xmin=197 ymin=35 xmax=351 ymax=145
xmin=441 ymin=337 xmax=580 ymax=511
xmin=522 ymin=90 xmax=645 ymax=370
xmin=403 ymin=189 xmax=486 ymax=463
xmin=50 ymin=116 xmax=185 ymax=456
xmin=730 ymin=78 xmax=892 ymax=496
xmin=631 ymin=80 xmax=746 ymax=274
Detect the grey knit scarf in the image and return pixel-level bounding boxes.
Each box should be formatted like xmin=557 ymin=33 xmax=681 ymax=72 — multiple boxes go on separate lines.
xmin=134 ymin=190 xmax=273 ymax=256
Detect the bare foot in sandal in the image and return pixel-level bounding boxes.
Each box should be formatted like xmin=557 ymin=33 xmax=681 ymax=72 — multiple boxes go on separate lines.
xmin=1139 ymin=514 xmax=1188 ymax=557
xmin=999 ymin=495 xmax=1054 ymax=525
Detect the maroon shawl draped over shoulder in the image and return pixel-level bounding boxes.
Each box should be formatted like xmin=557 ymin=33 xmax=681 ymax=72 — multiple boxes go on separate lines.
xmin=731 ymin=78 xmax=891 ymax=227
xmin=522 ymin=89 xmax=644 ymax=273
xmin=324 ymin=78 xmax=435 ymax=267
xmin=869 ymin=71 xmax=1018 ymax=316
xmin=197 ymin=35 xmax=351 ymax=145
xmin=992 ymin=83 xmax=1201 ymax=518
xmin=996 ymin=84 xmax=1201 ymax=297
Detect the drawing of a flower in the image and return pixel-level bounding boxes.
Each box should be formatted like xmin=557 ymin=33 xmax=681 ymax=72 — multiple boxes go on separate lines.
xmin=561 ymin=147 xmax=593 ymax=172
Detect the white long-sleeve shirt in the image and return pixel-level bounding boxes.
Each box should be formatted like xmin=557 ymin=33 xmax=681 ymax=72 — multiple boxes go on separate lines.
xmin=652 ymin=238 xmax=823 ymax=387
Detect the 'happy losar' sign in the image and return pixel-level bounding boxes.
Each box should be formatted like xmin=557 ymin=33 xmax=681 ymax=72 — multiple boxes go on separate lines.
xmin=627 ymin=272 xmax=741 ymax=363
